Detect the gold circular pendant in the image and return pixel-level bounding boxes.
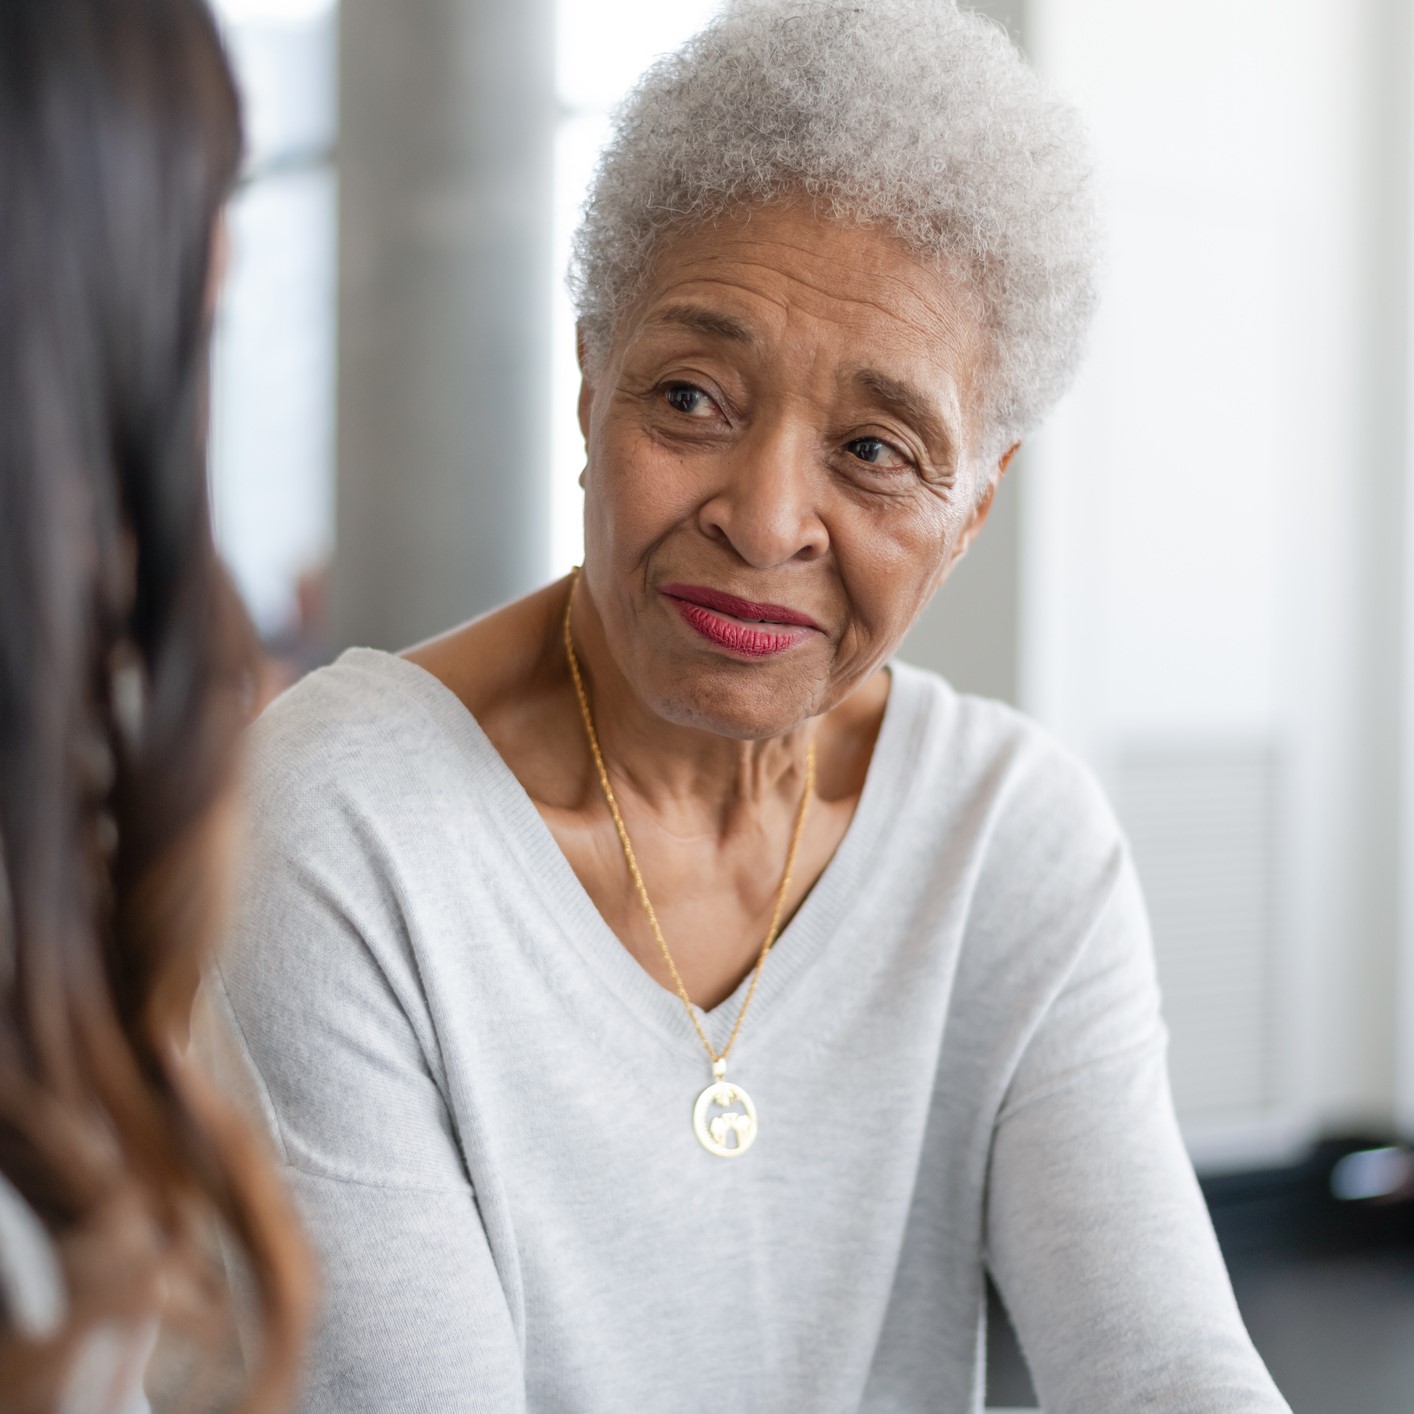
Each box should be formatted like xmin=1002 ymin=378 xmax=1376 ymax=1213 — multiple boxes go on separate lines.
xmin=693 ymin=1080 xmax=758 ymax=1158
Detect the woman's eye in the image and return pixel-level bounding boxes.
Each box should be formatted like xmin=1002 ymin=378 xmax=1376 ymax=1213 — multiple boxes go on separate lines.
xmin=845 ymin=437 xmax=912 ymax=472
xmin=663 ymin=383 xmax=715 ymax=417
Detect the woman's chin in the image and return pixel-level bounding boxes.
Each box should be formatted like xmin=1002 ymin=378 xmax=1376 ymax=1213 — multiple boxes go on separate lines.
xmin=641 ymin=668 xmax=822 ymax=741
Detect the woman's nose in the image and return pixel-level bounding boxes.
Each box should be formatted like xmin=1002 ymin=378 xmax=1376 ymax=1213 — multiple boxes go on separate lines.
xmin=696 ymin=423 xmax=829 ymax=569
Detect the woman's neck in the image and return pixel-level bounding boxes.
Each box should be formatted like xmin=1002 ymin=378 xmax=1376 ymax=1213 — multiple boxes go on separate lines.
xmin=564 ymin=573 xmax=816 ymax=834
xmin=404 ymin=572 xmax=887 ymax=834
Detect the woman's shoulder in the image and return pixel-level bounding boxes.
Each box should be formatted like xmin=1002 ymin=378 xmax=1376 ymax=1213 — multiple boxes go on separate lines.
xmin=251 ymin=582 xmax=567 ymax=800
xmin=888 ymin=658 xmax=1120 ymax=856
xmin=888 ymin=663 xmax=1134 ymax=992
xmin=255 ymin=644 xmax=439 ymax=744
xmin=245 ymin=648 xmax=486 ymax=823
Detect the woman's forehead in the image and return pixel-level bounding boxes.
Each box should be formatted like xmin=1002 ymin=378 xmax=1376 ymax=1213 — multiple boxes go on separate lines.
xmin=619 ymin=205 xmax=984 ymax=435
xmin=639 ymin=203 xmax=974 ymax=334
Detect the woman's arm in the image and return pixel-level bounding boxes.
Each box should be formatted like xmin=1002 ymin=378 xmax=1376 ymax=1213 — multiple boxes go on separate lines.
xmin=197 ymin=786 xmax=524 ymax=1413
xmin=984 ymin=856 xmax=1291 ymax=1414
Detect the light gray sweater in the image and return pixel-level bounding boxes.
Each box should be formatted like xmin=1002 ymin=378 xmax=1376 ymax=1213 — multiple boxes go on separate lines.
xmin=201 ymin=649 xmax=1290 ymax=1413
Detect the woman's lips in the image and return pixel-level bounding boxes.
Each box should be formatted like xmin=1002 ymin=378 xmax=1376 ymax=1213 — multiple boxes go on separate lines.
xmin=659 ymin=584 xmax=818 ymax=659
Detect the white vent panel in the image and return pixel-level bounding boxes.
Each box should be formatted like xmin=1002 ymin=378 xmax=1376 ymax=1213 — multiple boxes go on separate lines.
xmin=1115 ymin=744 xmax=1278 ymax=1129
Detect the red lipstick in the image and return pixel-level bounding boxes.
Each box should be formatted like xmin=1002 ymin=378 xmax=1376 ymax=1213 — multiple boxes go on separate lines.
xmin=659 ymin=583 xmax=820 ymax=659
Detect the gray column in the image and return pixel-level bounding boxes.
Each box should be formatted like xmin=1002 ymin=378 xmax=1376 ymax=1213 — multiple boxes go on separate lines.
xmin=333 ymin=0 xmax=556 ymax=651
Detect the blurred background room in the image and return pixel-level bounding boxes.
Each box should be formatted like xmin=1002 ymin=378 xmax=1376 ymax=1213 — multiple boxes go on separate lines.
xmin=208 ymin=0 xmax=1414 ymax=1408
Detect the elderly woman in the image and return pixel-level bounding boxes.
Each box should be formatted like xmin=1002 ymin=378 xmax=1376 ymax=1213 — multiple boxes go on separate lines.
xmin=204 ymin=1 xmax=1289 ymax=1410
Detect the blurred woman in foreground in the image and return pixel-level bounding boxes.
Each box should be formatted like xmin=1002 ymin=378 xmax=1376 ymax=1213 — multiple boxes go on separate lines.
xmin=0 ymin=0 xmax=308 ymax=1408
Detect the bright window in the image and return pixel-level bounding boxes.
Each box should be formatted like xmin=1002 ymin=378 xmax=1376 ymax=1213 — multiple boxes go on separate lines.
xmin=210 ymin=0 xmax=338 ymax=644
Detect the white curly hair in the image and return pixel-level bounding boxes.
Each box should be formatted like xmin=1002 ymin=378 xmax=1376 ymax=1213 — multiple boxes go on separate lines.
xmin=569 ymin=0 xmax=1100 ymax=456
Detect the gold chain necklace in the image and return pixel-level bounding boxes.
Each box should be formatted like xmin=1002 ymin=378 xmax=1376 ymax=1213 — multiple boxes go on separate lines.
xmin=562 ymin=568 xmax=815 ymax=1157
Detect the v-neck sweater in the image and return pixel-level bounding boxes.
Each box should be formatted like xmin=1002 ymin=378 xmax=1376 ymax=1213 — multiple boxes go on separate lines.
xmin=200 ymin=648 xmax=1289 ymax=1414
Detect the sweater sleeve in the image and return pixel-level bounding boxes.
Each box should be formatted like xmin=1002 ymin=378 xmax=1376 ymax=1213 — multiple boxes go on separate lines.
xmin=983 ymin=852 xmax=1291 ymax=1414
xmin=197 ymin=754 xmax=525 ymax=1413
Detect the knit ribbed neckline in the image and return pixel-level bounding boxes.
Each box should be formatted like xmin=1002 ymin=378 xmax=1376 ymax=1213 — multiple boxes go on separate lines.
xmin=337 ymin=647 xmax=929 ymax=1064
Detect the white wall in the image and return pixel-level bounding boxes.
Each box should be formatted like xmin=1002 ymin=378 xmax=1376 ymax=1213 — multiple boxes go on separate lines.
xmin=1024 ymin=0 xmax=1414 ymax=1159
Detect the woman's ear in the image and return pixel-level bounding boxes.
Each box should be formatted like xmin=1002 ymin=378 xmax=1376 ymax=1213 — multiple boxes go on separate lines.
xmin=576 ymin=326 xmax=596 ymax=450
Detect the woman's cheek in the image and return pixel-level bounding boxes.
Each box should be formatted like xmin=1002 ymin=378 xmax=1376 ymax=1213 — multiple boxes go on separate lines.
xmin=610 ymin=441 xmax=702 ymax=540
xmin=840 ymin=499 xmax=953 ymax=630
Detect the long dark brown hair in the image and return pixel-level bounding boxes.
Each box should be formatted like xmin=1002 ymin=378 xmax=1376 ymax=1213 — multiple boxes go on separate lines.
xmin=0 ymin=0 xmax=309 ymax=1407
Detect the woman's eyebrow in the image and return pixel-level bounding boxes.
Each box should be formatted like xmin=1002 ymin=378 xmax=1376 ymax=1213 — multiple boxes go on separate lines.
xmin=643 ymin=303 xmax=761 ymax=346
xmin=849 ymin=366 xmax=957 ymax=454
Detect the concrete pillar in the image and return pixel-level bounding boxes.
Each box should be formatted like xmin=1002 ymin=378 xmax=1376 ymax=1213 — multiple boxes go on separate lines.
xmin=333 ymin=0 xmax=556 ymax=651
